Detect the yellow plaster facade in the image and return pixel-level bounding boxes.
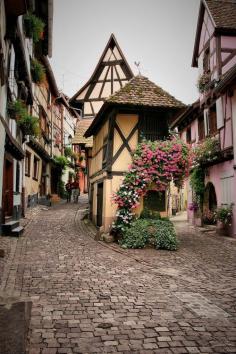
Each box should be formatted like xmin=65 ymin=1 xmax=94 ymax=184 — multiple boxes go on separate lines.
xmin=89 ymin=113 xmax=168 ymax=232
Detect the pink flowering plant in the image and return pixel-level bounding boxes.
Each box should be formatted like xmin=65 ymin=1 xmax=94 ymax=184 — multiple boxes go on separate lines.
xmin=112 ymin=137 xmax=192 ymax=233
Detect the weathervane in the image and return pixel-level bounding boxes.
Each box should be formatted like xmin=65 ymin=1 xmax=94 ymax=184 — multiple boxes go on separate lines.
xmin=134 ymin=61 xmax=141 ymax=75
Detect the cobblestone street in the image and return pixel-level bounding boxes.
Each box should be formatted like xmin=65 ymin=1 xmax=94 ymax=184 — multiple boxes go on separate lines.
xmin=0 ymin=196 xmax=236 ymax=354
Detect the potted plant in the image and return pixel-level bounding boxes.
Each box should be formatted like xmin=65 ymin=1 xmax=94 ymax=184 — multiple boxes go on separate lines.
xmin=31 ymin=59 xmax=45 ymax=84
xmin=7 ymin=100 xmax=26 ymax=120
xmin=16 ymin=111 xmax=40 ymax=137
xmin=215 ymin=204 xmax=233 ymax=236
xmin=24 ymin=13 xmax=45 ymax=43
xmin=197 ymin=72 xmax=211 ymax=93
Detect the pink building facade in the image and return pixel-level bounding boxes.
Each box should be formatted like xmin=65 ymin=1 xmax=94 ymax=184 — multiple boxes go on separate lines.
xmin=172 ymin=0 xmax=236 ymax=237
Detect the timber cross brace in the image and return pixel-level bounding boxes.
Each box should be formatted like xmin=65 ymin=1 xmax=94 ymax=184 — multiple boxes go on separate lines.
xmin=112 ymin=121 xmax=139 ymax=165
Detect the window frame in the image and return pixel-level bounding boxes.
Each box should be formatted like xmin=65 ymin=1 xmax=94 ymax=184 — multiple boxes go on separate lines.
xmin=33 ymin=155 xmax=40 ymax=181
xmin=25 ymin=151 xmax=31 ymax=177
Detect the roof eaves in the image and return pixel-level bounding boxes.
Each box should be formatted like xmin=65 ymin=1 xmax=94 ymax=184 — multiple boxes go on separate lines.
xmin=170 ymin=100 xmax=200 ymax=129
xmin=41 ymin=56 xmax=59 ymax=97
xmin=84 ymin=102 xmax=110 ymax=137
xmin=214 ymin=64 xmax=236 ymax=94
xmin=192 ymin=0 xmax=217 ymax=68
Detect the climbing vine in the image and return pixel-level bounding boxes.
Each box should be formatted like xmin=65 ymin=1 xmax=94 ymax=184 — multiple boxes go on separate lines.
xmin=112 ymin=137 xmax=192 ymax=233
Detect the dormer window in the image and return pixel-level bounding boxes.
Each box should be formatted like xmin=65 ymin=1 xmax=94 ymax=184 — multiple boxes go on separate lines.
xmin=203 ymin=48 xmax=210 ymax=73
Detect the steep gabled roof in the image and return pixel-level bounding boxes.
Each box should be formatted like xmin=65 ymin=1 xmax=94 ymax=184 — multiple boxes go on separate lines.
xmin=192 ymin=0 xmax=236 ymax=67
xmin=70 ymin=34 xmax=134 ymax=117
xmin=85 ymin=75 xmax=186 ymax=137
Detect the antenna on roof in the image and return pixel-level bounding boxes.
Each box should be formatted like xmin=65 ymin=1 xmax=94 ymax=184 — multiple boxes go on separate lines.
xmin=134 ymin=61 xmax=141 ymax=75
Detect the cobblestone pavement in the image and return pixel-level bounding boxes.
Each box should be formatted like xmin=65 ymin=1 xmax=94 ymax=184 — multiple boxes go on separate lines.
xmin=0 ymin=196 xmax=236 ymax=354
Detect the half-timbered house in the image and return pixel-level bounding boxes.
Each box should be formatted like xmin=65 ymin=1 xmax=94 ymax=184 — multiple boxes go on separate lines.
xmin=85 ymin=75 xmax=185 ymax=232
xmin=70 ymin=34 xmax=133 ymax=193
xmin=171 ymin=0 xmax=236 ymax=236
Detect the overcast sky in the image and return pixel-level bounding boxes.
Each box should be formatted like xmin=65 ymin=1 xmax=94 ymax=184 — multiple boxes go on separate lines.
xmin=50 ymin=0 xmax=200 ymax=105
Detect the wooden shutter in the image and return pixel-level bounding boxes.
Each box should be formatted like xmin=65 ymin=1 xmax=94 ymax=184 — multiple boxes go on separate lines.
xmin=216 ymin=97 xmax=224 ymax=129
xmin=204 ymin=109 xmax=209 ymax=136
xmin=221 ymin=172 xmax=234 ymax=205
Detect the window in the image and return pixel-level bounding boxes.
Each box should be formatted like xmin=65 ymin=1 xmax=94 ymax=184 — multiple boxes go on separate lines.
xmin=33 ymin=156 xmax=39 ymax=180
xmin=209 ymin=104 xmax=217 ymax=135
xmin=186 ymin=127 xmax=191 ymax=143
xmin=221 ymin=174 xmax=234 ymax=205
xmin=198 ymin=115 xmax=205 ymax=141
xmin=203 ymin=47 xmax=210 ymax=73
xmin=140 ymin=113 xmax=168 ymax=141
xmin=102 ymin=135 xmax=108 ymax=166
xmin=39 ymin=106 xmax=50 ymax=140
xmin=25 ymin=151 xmax=31 ymax=176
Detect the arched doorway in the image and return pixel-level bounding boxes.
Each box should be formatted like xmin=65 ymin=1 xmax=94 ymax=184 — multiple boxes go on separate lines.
xmin=203 ymin=182 xmax=217 ymax=224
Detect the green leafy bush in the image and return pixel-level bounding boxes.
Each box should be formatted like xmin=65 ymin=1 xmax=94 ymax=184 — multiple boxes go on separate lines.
xmin=53 ymin=156 xmax=68 ymax=171
xmin=215 ymin=204 xmax=233 ymax=225
xmin=140 ymin=208 xmax=162 ymax=220
xmin=57 ymin=180 xmax=66 ymax=199
xmin=8 ymin=100 xmax=39 ymax=136
xmin=31 ymin=59 xmax=45 ymax=84
xmin=197 ymin=73 xmax=211 ymax=93
xmin=120 ymin=218 xmax=178 ymax=251
xmin=7 ymin=100 xmax=26 ymax=119
xmin=17 ymin=114 xmax=40 ymax=137
xmin=24 ymin=13 xmax=45 ymax=43
xmin=64 ymin=147 xmax=73 ymax=157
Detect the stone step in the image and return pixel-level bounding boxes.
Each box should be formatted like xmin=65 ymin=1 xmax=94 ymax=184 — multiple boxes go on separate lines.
xmin=2 ymin=220 xmax=20 ymax=234
xmin=11 ymin=226 xmax=24 ymax=237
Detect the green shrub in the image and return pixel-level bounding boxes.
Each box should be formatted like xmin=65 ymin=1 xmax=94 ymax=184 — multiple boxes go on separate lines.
xmin=7 ymin=100 xmax=26 ymax=119
xmin=31 ymin=59 xmax=45 ymax=84
xmin=57 ymin=180 xmax=66 ymax=199
xmin=24 ymin=13 xmax=45 ymax=43
xmin=120 ymin=218 xmax=178 ymax=251
xmin=153 ymin=220 xmax=177 ymax=251
xmin=64 ymin=147 xmax=73 ymax=157
xmin=17 ymin=114 xmax=40 ymax=137
xmin=140 ymin=207 xmax=161 ymax=219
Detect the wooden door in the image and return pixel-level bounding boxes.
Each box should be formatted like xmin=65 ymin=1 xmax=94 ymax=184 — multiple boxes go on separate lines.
xmin=2 ymin=155 xmax=14 ymax=217
xmin=97 ymin=182 xmax=103 ymax=227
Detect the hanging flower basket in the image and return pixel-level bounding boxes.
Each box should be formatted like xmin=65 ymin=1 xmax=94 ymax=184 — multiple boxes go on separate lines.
xmin=197 ymin=73 xmax=211 ymax=93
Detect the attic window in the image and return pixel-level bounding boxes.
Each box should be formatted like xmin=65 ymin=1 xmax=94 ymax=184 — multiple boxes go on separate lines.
xmin=203 ymin=48 xmax=210 ymax=73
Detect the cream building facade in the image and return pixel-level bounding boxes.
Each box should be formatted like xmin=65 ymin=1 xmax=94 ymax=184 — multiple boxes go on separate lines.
xmin=85 ymin=76 xmax=185 ymax=232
